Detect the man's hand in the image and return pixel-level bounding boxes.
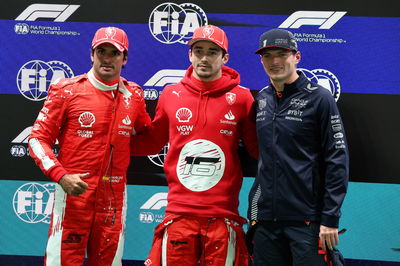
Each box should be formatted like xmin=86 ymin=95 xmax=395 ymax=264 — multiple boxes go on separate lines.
xmin=319 ymin=225 xmax=339 ymax=250
xmin=59 ymin=173 xmax=89 ymax=196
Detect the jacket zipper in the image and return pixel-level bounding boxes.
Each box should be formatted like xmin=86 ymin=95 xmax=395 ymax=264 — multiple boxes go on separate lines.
xmin=99 ymin=91 xmax=119 ymax=225
xmin=272 ymin=92 xmax=278 ymax=221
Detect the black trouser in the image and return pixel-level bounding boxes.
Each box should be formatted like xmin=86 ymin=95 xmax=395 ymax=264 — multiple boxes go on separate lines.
xmin=252 ymin=221 xmax=325 ymax=266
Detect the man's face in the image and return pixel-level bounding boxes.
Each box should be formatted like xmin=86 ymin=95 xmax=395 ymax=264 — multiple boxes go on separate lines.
xmin=189 ymin=41 xmax=229 ymax=81
xmin=260 ymin=48 xmax=300 ymax=84
xmin=91 ymin=43 xmax=127 ymax=81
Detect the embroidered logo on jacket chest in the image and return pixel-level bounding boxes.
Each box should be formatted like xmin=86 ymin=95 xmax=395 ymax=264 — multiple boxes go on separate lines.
xmin=77 ymin=112 xmax=95 ymax=138
xmin=176 ymin=107 xmax=194 ymax=135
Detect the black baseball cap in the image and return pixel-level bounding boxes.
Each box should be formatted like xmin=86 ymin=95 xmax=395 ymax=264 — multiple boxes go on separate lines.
xmin=255 ymin=28 xmax=298 ymax=54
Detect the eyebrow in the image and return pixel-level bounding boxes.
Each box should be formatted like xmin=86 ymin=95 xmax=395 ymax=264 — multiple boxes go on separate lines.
xmin=193 ymin=46 xmax=220 ymax=52
xmin=96 ymin=47 xmax=120 ymax=53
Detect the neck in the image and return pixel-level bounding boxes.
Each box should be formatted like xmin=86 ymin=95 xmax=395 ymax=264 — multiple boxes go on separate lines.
xmin=270 ymin=71 xmax=299 ymax=92
xmin=271 ymin=81 xmax=285 ymax=92
xmin=94 ymin=75 xmax=119 ymax=86
xmin=88 ymin=69 xmax=120 ymax=91
xmin=189 ymin=72 xmax=223 ymax=92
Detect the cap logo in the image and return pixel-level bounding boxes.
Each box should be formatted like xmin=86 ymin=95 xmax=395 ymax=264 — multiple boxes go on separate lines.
xmin=275 ymin=38 xmax=289 ymax=45
xmin=105 ymin=27 xmax=117 ymax=39
xmin=202 ymin=26 xmax=214 ymax=38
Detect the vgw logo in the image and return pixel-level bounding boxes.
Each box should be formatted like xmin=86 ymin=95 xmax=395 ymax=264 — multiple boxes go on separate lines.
xmin=279 ymin=11 xmax=346 ymax=29
xmin=148 ymin=3 xmax=208 ymax=44
xmin=13 ymin=182 xmax=55 ymax=224
xmin=299 ymin=68 xmax=341 ymax=101
xmin=15 ymin=4 xmax=80 ymax=22
xmin=139 ymin=192 xmax=168 ymax=224
xmin=16 ymin=60 xmax=74 ymax=101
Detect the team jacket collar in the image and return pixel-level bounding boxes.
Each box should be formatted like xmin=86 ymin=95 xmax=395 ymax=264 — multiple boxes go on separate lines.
xmin=88 ymin=68 xmax=119 ymax=91
xmin=181 ymin=65 xmax=240 ymax=96
xmin=87 ymin=69 xmax=132 ymax=99
xmin=269 ymin=70 xmax=308 ymax=96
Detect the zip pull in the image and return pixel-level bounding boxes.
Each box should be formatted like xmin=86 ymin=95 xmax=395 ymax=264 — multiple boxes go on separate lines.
xmin=111 ymin=208 xmax=116 ymax=225
xmin=273 ymin=112 xmax=276 ymax=120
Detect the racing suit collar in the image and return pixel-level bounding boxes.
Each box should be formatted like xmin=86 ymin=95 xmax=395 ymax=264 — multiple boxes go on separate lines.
xmin=88 ymin=68 xmax=120 ymax=91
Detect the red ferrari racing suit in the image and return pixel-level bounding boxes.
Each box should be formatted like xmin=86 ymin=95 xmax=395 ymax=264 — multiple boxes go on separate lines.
xmin=133 ymin=65 xmax=258 ymax=265
xmin=29 ymin=69 xmax=150 ymax=266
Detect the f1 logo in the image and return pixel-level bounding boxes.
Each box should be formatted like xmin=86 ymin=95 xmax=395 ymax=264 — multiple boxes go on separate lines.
xmin=279 ymin=11 xmax=347 ymax=29
xmin=15 ymin=4 xmax=80 ymax=22
xmin=143 ymin=69 xmax=186 ymax=87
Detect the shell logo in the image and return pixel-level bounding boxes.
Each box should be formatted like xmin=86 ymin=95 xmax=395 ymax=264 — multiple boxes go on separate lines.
xmin=78 ymin=112 xmax=96 ymax=127
xmin=176 ymin=107 xmax=192 ymax=123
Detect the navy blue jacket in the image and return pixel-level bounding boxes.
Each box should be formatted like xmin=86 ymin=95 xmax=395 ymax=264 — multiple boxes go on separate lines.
xmin=248 ymin=71 xmax=349 ymax=228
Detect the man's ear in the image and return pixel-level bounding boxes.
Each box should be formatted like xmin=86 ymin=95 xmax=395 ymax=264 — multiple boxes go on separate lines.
xmin=222 ymin=53 xmax=229 ymax=64
xmin=294 ymin=51 xmax=301 ymax=65
xmin=90 ymin=50 xmax=94 ymax=63
xmin=188 ymin=49 xmax=193 ymax=63
xmin=123 ymin=55 xmax=128 ymax=66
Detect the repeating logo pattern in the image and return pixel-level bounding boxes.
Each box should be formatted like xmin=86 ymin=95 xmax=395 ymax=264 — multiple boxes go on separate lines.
xmin=10 ymin=127 xmax=59 ymax=157
xmin=16 ymin=60 xmax=74 ymax=101
xmin=139 ymin=192 xmax=168 ymax=224
xmin=148 ymin=144 xmax=170 ymax=167
xmin=148 ymin=3 xmax=207 ymax=44
xmin=279 ymin=11 xmax=347 ymax=29
xmin=13 ymin=182 xmax=55 ymax=224
xmin=298 ymin=68 xmax=341 ymax=101
xmin=15 ymin=4 xmax=80 ymax=22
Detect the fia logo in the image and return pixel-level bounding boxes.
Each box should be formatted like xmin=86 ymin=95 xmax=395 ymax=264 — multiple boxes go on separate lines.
xmin=14 ymin=23 xmax=29 ymax=34
xmin=148 ymin=3 xmax=208 ymax=44
xmin=13 ymin=182 xmax=55 ymax=224
xmin=143 ymin=89 xmax=159 ymax=100
xmin=16 ymin=60 xmax=74 ymax=101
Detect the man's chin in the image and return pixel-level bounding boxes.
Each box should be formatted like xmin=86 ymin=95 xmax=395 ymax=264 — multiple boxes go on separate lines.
xmin=195 ymin=70 xmax=212 ymax=78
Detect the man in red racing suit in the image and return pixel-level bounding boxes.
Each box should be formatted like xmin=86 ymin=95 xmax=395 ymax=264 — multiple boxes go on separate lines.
xmin=132 ymin=25 xmax=258 ymax=266
xmin=28 ymin=26 xmax=150 ymax=265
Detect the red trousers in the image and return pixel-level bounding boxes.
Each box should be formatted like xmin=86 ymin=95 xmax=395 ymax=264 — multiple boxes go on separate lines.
xmin=145 ymin=214 xmax=248 ymax=266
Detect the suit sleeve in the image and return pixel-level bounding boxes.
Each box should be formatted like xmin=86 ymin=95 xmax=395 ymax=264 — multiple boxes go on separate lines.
xmin=28 ymin=83 xmax=69 ymax=183
xmin=240 ymin=90 xmax=259 ymax=160
xmin=131 ymin=87 xmax=170 ymax=156
xmin=318 ymin=92 xmax=349 ymax=228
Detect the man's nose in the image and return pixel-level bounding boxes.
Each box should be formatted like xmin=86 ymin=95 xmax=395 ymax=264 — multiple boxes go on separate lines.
xmin=271 ymin=55 xmax=279 ymax=61
xmin=200 ymin=55 xmax=209 ymax=62
xmin=102 ymin=52 xmax=113 ymax=61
